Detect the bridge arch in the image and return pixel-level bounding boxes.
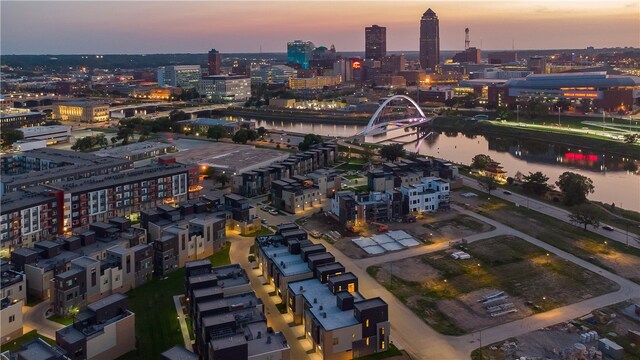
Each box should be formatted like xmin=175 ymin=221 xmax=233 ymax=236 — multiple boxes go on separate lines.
xmin=365 ymin=94 xmax=427 ymax=131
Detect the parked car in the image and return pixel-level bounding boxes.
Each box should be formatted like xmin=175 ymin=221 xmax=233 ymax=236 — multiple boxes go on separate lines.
xmin=503 ymin=191 xmax=512 ymax=195
xmin=268 ymin=210 xmax=279 ymax=216
xmin=261 ymin=218 xmax=268 ymax=224
xmin=602 ymin=225 xmax=614 ymax=231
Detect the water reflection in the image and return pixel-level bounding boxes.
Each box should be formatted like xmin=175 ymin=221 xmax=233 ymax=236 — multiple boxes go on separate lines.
xmin=252 ymin=118 xmax=639 ymax=210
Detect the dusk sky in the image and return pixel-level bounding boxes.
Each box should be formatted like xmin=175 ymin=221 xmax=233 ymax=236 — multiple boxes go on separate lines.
xmin=1 ymin=1 xmax=638 ymax=55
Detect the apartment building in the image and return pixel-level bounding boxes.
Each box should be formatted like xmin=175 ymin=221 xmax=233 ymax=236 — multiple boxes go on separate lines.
xmin=331 ymin=190 xmax=403 ymax=226
xmin=185 ymin=262 xmax=289 ymax=360
xmin=56 ymin=294 xmax=135 ymax=360
xmin=399 ymin=177 xmax=450 ymax=213
xmin=58 ymin=161 xmax=199 ymax=231
xmin=0 ymin=338 xmax=70 ymax=359
xmin=1 ymin=186 xmax=64 ymax=253
xmin=271 ymin=177 xmax=324 ymax=214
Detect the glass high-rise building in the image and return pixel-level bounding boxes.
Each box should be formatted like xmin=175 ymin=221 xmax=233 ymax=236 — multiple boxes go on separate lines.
xmin=365 ymin=25 xmax=386 ymax=60
xmin=419 ymin=8 xmax=440 ymax=72
xmin=287 ymin=40 xmax=314 ymax=69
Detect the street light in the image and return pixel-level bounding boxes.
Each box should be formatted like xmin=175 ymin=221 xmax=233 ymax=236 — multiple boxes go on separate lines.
xmin=557 ymin=106 xmax=561 ymax=127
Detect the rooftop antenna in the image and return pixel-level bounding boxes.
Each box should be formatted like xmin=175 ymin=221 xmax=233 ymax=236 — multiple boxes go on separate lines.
xmin=465 ymin=28 xmax=470 ymax=50
xmin=259 ymin=44 xmax=262 ymax=54
xmin=512 ymin=38 xmax=515 ymax=51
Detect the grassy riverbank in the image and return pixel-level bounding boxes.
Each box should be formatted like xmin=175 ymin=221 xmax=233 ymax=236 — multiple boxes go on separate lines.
xmin=432 ymin=117 xmax=640 ymax=158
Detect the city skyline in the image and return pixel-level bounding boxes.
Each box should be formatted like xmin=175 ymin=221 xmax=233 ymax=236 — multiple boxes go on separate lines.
xmin=1 ymin=1 xmax=638 ymax=55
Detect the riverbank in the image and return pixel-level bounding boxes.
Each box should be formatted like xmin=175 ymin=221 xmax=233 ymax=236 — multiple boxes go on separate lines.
xmin=431 ymin=117 xmax=640 ymax=159
xmin=217 ymin=107 xmax=369 ymax=126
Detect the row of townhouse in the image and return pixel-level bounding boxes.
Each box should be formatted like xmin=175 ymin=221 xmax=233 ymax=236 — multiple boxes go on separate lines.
xmin=232 ymin=143 xmax=338 ymax=197
xmin=1 ymin=158 xmax=201 ymax=252
xmin=255 ymin=224 xmax=390 ymax=360
xmin=174 ymin=261 xmax=290 ymax=360
xmin=332 ymin=176 xmax=451 ymax=226
xmin=269 ymin=169 xmax=341 ymax=214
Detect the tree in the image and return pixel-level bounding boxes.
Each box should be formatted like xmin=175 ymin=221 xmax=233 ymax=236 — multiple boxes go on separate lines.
xmin=556 ymin=172 xmax=595 ymax=206
xmin=1 ymin=129 xmax=24 ymax=147
xmin=522 ymin=171 xmax=550 ymax=196
xmin=496 ymin=106 xmax=512 ymax=120
xmin=111 ymin=137 xmax=118 ymax=145
xmin=232 ymin=130 xmax=249 ymax=144
xmin=623 ymin=134 xmax=639 ymax=144
xmin=207 ymin=126 xmax=227 ymax=141
xmin=524 ymin=99 xmax=548 ymax=119
xmin=257 ymin=127 xmax=267 ymax=139
xmin=169 ymin=110 xmax=189 ymax=123
xmin=471 ymin=154 xmax=495 ymax=170
xmin=361 ymin=147 xmax=375 ymax=164
xmin=216 ymin=173 xmax=230 ymax=187
xmin=569 ymin=204 xmax=602 ymax=230
xmin=298 ymin=134 xmax=323 ymax=151
xmin=116 ymin=127 xmax=134 ymax=145
xmin=478 ymin=176 xmax=498 ymax=193
xmin=379 ymin=143 xmax=406 ymax=162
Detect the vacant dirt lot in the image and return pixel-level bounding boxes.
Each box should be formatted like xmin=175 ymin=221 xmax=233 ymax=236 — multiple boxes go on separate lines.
xmin=368 ymin=236 xmax=620 ymax=334
xmin=451 ymin=188 xmax=640 ymax=284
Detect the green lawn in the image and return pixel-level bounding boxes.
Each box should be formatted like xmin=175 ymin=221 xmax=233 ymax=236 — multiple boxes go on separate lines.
xmin=118 ymin=242 xmax=231 ymax=359
xmin=47 ymin=314 xmax=74 ymax=326
xmin=239 ymin=226 xmax=274 ymax=238
xmin=0 ymin=330 xmax=57 ymax=353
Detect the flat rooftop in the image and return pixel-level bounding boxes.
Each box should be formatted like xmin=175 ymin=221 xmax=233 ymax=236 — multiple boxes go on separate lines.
xmin=289 ymin=278 xmax=362 ymax=331
xmin=94 ymin=141 xmax=177 ymax=159
xmin=172 ymin=141 xmax=290 ymax=175
xmin=262 ymin=245 xmax=311 ymax=277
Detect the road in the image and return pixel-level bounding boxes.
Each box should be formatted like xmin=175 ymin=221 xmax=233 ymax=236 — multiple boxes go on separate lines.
xmin=461 ymin=176 xmax=640 ymax=249
xmin=174 ymin=295 xmax=193 ymax=351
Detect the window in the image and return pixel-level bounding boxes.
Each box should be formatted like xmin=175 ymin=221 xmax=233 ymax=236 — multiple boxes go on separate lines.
xmin=333 ymin=338 xmax=339 ymax=345
xmin=365 ymin=337 xmax=370 ymax=346
xmin=9 ymin=315 xmax=15 ymax=323
xmin=365 ymin=319 xmax=369 ymax=327
xmin=348 ymin=283 xmax=355 ymax=293
xmin=381 ymin=340 xmax=386 ymax=349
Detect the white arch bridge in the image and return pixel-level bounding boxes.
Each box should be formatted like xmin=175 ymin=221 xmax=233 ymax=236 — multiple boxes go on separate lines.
xmin=356 ymin=95 xmax=435 ymax=137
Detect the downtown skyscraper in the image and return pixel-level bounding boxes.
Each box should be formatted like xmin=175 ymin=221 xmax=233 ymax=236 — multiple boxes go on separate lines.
xmin=365 ymin=25 xmax=386 ymax=60
xmin=419 ymin=8 xmax=440 ymax=72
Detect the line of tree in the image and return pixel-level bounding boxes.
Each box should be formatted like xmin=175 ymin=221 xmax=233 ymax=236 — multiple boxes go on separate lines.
xmin=379 ymin=143 xmax=406 ymax=162
xmin=1 ymin=129 xmax=24 ymax=147
xmin=71 ymin=134 xmax=108 ymax=152
xmin=471 ymin=154 xmax=495 ymax=170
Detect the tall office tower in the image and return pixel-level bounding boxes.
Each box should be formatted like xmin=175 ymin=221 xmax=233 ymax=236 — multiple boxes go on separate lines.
xmin=419 ymin=8 xmax=440 ymax=72
xmin=287 ymin=40 xmax=315 ymax=69
xmin=365 ymin=25 xmax=387 ymax=60
xmin=208 ymin=48 xmax=221 ymax=75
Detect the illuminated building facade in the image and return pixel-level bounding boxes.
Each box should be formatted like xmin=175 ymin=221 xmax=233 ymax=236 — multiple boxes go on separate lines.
xmin=54 ymin=102 xmax=109 ymax=123
xmin=287 ymin=40 xmax=314 ymax=69
xmin=0 ymin=108 xmax=45 ymax=130
xmin=157 ymin=65 xmax=202 ymax=89
xmin=365 ymin=25 xmax=386 ymax=61
xmin=419 ymin=8 xmax=440 ymax=72
xmin=491 ymin=72 xmax=640 ymax=111
xmin=289 ymin=75 xmax=342 ymax=90
xmin=198 ymin=75 xmax=251 ymax=101
xmin=251 ymin=65 xmax=297 ymax=85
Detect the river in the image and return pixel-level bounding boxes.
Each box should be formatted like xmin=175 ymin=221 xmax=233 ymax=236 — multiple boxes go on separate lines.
xmin=251 ymin=119 xmax=640 ymax=212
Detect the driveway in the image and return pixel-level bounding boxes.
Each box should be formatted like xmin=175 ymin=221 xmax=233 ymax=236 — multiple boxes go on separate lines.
xmin=23 ymin=300 xmax=63 ymax=340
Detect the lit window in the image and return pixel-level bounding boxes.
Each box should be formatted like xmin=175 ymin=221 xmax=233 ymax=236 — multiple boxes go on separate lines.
xmin=365 ymin=337 xmax=370 ymax=346
xmin=365 ymin=319 xmax=369 ymax=327
xmin=382 ymin=340 xmax=386 ymax=349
